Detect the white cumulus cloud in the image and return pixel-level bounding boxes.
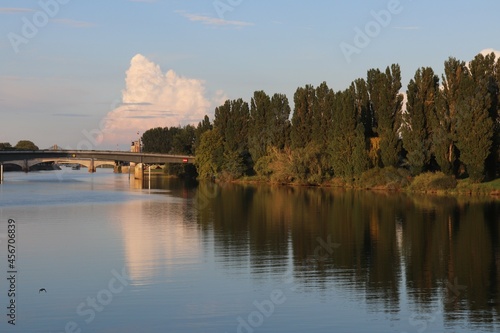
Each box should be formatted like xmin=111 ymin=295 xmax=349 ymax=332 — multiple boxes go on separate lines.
xmin=479 ymin=48 xmax=500 ymax=59
xmin=101 ymin=54 xmax=225 ymax=144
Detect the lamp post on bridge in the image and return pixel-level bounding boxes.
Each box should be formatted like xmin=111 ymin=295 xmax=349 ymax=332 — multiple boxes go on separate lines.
xmin=137 ymin=131 xmax=141 ymax=153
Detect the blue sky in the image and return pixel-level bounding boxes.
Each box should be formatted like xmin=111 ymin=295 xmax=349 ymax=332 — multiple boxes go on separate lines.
xmin=0 ymin=0 xmax=499 ymax=149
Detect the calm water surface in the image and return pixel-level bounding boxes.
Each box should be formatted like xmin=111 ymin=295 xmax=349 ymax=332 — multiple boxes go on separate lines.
xmin=0 ymin=169 xmax=499 ymax=332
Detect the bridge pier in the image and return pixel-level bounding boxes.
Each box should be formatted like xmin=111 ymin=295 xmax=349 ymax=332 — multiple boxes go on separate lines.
xmin=88 ymin=158 xmax=96 ymax=173
xmin=22 ymin=159 xmax=29 ymax=173
xmin=134 ymin=163 xmax=144 ymax=180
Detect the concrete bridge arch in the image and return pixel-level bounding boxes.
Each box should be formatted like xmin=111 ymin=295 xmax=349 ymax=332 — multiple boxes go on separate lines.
xmin=4 ymin=158 xmax=116 ymax=172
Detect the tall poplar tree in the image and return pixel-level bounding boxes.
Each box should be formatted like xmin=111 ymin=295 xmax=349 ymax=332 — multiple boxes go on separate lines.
xmin=496 ymin=56 xmax=500 ymax=178
xmin=352 ymin=78 xmax=373 ymax=138
xmin=455 ymin=54 xmax=494 ymax=182
xmin=478 ymin=52 xmax=500 ymax=179
xmin=269 ymin=93 xmax=291 ymax=150
xmin=248 ymin=91 xmax=272 ymax=162
xmin=312 ymin=82 xmax=334 ymax=145
xmin=330 ymin=88 xmax=368 ymax=179
xmin=213 ymin=99 xmax=250 ymax=177
xmin=432 ymin=58 xmax=467 ymax=175
xmin=291 ymin=85 xmax=316 ymax=149
xmin=402 ymin=67 xmax=439 ymax=175
xmin=367 ymin=64 xmax=403 ymax=168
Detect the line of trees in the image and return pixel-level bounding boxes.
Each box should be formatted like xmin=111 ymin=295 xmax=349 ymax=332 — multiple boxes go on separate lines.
xmin=143 ymin=53 xmax=500 ymax=184
xmin=0 ymin=140 xmax=39 ymax=150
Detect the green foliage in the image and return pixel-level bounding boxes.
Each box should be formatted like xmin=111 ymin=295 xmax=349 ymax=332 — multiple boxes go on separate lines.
xmin=142 ymin=52 xmax=500 ymax=185
xmin=195 ymin=129 xmax=224 ymax=179
xmin=408 ymin=172 xmax=457 ymax=192
xmin=263 ymin=144 xmax=326 ymax=184
xmin=194 ymin=115 xmax=212 ymax=153
xmin=291 ymin=85 xmax=316 ymax=149
xmin=357 ymin=167 xmax=411 ymax=190
xmin=248 ymin=91 xmax=272 ymax=162
xmin=15 ymin=140 xmax=39 ymax=150
xmin=214 ymin=99 xmax=249 ymax=152
xmin=367 ymin=64 xmax=403 ymax=167
xmin=352 ymin=78 xmax=373 ymax=138
xmin=253 ymin=155 xmax=273 ymax=177
xmin=142 ymin=125 xmax=195 ymax=155
xmin=402 ymin=67 xmax=439 ymax=175
xmin=269 ymin=93 xmax=291 ymax=150
xmin=173 ymin=125 xmax=196 ymax=155
xmin=221 ymin=149 xmax=247 ymax=179
xmin=142 ymin=127 xmax=168 ymax=153
xmin=312 ymin=82 xmax=334 ymax=146
xmin=266 ymin=147 xmax=296 ymax=183
xmin=247 ymin=91 xmax=292 ymax=176
xmin=455 ymin=54 xmax=495 ymax=182
xmin=0 ymin=142 xmax=12 ymax=150
xmin=293 ymin=142 xmax=326 ymax=184
xmin=164 ymin=163 xmax=198 ymax=179
xmin=329 ymin=89 xmax=367 ymax=179
xmin=352 ymin=123 xmax=369 ymax=176
xmin=431 ymin=57 xmax=466 ymax=174
xmin=455 ymin=177 xmax=500 ymax=194
xmin=214 ymin=98 xmax=251 ymax=176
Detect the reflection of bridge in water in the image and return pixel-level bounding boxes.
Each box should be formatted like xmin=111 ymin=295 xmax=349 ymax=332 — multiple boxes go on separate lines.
xmin=0 ymin=150 xmax=195 ymax=184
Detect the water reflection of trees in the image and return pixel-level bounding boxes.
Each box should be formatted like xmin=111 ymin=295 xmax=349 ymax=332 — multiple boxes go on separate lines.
xmin=194 ymin=182 xmax=500 ymax=328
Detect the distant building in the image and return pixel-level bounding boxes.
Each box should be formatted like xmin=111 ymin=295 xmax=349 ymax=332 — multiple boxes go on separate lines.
xmin=131 ymin=140 xmax=141 ymax=153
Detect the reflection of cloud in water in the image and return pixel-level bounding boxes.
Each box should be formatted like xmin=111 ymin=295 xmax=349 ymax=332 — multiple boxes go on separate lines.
xmin=111 ymin=199 xmax=201 ymax=285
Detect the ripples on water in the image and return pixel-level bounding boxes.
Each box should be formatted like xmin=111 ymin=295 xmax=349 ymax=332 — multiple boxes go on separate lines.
xmin=0 ymin=170 xmax=499 ymax=332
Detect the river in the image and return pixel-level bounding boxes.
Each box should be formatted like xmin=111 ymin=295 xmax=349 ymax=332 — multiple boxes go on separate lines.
xmin=0 ymin=169 xmax=499 ymax=332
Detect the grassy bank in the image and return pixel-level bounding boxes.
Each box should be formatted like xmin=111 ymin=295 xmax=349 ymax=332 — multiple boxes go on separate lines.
xmin=221 ymin=169 xmax=500 ymax=198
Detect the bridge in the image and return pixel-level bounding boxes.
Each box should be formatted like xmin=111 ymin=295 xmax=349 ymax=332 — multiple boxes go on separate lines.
xmin=0 ymin=150 xmax=196 ymax=183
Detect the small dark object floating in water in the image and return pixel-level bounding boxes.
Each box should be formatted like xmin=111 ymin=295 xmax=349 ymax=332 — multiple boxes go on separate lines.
xmin=39 ymin=288 xmax=47 ymax=293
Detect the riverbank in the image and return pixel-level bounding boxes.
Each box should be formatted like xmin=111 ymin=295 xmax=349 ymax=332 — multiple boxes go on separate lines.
xmin=222 ymin=169 xmax=500 ymax=198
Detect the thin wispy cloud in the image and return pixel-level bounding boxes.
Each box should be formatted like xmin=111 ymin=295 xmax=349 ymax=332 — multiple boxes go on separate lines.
xmin=52 ymin=113 xmax=91 ymax=118
xmin=392 ymin=26 xmax=421 ymax=30
xmin=176 ymin=10 xmax=253 ymax=27
xmin=0 ymin=7 xmax=34 ymax=14
xmin=53 ymin=18 xmax=96 ymax=28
